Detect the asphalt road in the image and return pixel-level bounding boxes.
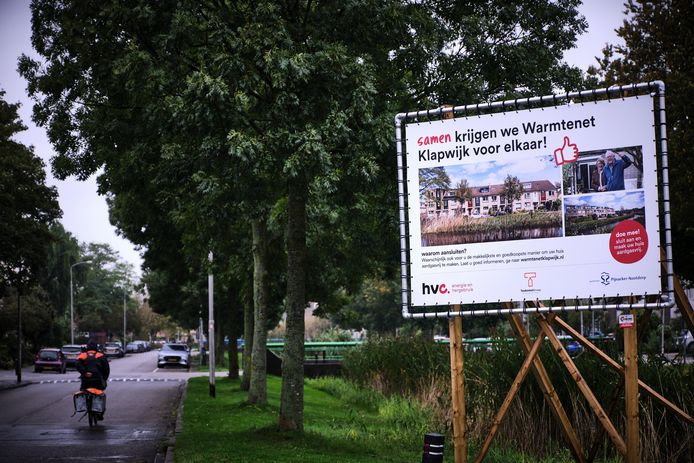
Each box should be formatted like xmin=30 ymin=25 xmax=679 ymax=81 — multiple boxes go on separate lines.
xmin=0 ymin=350 xmax=199 ymax=463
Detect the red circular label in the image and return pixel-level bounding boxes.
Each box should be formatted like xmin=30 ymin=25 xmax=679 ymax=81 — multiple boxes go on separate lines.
xmin=609 ymin=220 xmax=648 ymax=264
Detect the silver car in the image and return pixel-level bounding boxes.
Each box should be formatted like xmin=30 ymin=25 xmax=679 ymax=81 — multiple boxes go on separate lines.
xmin=157 ymin=343 xmax=190 ymax=369
xmin=61 ymin=344 xmax=83 ymax=368
xmin=104 ymin=341 xmax=124 ymax=358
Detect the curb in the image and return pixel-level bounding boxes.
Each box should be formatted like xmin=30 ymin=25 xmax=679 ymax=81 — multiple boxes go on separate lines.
xmin=0 ymin=381 xmax=34 ymax=392
xmin=164 ymin=380 xmax=187 ymax=463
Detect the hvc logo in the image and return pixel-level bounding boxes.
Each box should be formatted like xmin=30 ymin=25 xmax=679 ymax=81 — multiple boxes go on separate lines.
xmin=422 ymin=283 xmax=448 ymax=295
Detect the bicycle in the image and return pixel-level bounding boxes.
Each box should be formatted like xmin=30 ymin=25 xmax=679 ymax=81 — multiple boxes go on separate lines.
xmin=73 ymin=388 xmax=106 ymax=427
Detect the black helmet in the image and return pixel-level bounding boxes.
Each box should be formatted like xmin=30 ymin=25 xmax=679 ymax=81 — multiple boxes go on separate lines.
xmin=86 ymin=340 xmax=98 ymax=351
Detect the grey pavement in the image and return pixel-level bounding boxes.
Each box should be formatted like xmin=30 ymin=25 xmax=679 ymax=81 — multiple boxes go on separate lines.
xmin=0 ymin=349 xmax=238 ymax=463
xmin=0 ymin=350 xmax=229 ymax=463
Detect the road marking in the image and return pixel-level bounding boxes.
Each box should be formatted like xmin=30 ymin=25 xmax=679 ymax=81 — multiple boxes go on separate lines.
xmin=38 ymin=378 xmax=186 ymax=384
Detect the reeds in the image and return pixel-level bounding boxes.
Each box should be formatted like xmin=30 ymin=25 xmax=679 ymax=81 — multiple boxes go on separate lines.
xmin=421 ymin=211 xmax=562 ymax=234
xmin=342 ymin=336 xmax=694 ymax=461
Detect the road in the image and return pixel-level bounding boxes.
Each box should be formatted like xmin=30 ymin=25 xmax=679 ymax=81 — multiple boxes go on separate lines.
xmin=0 ymin=350 xmax=203 ymax=463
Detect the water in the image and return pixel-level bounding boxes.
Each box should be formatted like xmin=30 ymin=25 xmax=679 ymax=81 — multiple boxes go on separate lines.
xmin=422 ymin=226 xmax=563 ymax=246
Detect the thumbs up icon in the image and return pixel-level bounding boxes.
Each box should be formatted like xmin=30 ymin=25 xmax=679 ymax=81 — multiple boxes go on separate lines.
xmin=553 ymin=136 xmax=579 ymax=166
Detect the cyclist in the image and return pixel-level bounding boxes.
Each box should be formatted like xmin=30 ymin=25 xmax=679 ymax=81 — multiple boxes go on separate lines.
xmin=76 ymin=340 xmax=110 ymax=420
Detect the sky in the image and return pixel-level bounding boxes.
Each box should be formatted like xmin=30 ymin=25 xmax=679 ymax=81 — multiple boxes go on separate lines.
xmin=444 ymin=154 xmax=561 ymax=188
xmin=0 ymin=0 xmax=627 ymax=276
xmin=565 ymin=190 xmax=645 ymax=210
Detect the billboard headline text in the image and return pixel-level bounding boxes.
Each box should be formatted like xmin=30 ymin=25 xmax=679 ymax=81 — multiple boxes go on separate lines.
xmin=417 ymin=116 xmax=597 ymax=163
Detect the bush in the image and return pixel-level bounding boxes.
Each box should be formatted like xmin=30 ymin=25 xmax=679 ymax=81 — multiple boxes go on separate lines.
xmin=342 ymin=333 xmax=694 ymax=461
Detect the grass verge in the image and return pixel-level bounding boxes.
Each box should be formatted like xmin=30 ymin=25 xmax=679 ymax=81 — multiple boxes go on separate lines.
xmin=176 ymin=375 xmax=586 ymax=462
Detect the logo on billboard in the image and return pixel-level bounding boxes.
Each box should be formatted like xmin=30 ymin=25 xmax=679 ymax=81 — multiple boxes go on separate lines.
xmin=523 ymin=272 xmax=537 ymax=288
xmin=422 ymin=283 xmax=448 ymax=295
xmin=601 ymin=272 xmax=611 ymax=285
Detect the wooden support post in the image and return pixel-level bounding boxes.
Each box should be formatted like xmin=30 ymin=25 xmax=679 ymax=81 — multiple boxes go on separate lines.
xmin=535 ymin=315 xmax=627 ymax=455
xmin=449 ymin=309 xmax=466 ymax=463
xmin=623 ymin=309 xmax=640 ymax=463
xmin=508 ymin=314 xmax=586 ymax=463
xmin=474 ymin=326 xmax=546 ymax=463
xmin=661 ymin=249 xmax=694 ymax=335
xmin=552 ymin=316 xmax=693 ymax=425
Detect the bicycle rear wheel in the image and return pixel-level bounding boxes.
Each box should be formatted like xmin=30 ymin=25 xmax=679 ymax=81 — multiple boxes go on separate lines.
xmin=86 ymin=394 xmax=97 ymax=427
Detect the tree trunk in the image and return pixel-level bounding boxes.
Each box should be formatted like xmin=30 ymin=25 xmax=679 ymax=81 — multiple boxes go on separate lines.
xmin=249 ymin=217 xmax=269 ymax=403
xmin=240 ymin=293 xmax=253 ymax=390
xmin=279 ymin=179 xmax=306 ymax=431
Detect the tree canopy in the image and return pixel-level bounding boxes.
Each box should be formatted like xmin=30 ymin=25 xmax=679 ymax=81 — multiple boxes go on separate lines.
xmin=0 ymin=90 xmax=61 ymax=293
xmin=586 ymin=0 xmax=693 ymax=280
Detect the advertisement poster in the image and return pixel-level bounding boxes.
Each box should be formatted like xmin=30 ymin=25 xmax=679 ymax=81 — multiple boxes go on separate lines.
xmin=405 ymin=97 xmax=660 ymax=306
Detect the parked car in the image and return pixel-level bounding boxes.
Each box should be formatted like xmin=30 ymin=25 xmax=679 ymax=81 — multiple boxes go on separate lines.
xmin=157 ymin=343 xmax=190 ymax=369
xmin=676 ymin=330 xmax=694 ymax=354
xmin=587 ymin=330 xmax=605 ymax=339
xmin=125 ymin=342 xmax=140 ymax=353
xmin=35 ymin=348 xmax=66 ymax=373
xmin=104 ymin=341 xmax=124 ymax=358
xmin=133 ymin=340 xmax=149 ymax=352
xmin=565 ymin=340 xmax=583 ymax=357
xmin=61 ymin=344 xmax=83 ymax=368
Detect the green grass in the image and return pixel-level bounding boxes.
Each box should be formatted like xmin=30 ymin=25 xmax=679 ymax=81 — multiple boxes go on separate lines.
xmin=194 ymin=351 xmax=243 ymax=373
xmin=176 ymin=376 xmax=584 ymax=463
xmin=176 ymin=376 xmax=424 ymax=462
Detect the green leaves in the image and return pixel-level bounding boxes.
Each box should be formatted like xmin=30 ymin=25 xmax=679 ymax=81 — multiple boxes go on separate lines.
xmin=0 ymin=91 xmax=62 ymax=293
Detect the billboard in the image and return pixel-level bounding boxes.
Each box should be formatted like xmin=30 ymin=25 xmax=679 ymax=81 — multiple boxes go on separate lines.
xmin=404 ymin=96 xmax=660 ymax=307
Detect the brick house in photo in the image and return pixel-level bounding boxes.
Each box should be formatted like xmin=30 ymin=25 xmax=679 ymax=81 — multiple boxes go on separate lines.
xmin=421 ymin=180 xmax=560 ymax=218
xmin=565 ymin=204 xmax=615 ymax=219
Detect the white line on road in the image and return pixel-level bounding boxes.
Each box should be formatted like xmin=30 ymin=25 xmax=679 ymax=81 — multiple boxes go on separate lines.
xmin=37 ymin=378 xmax=186 ymax=384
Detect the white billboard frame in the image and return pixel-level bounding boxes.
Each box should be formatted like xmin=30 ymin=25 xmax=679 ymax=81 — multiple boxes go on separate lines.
xmin=395 ymin=82 xmax=675 ymax=318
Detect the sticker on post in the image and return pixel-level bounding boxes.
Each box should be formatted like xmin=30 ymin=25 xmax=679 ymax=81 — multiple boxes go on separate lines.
xmin=619 ymin=313 xmax=635 ymax=329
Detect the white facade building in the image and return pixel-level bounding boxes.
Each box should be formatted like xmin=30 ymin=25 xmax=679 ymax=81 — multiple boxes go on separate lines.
xmin=421 ymin=180 xmax=560 ymax=218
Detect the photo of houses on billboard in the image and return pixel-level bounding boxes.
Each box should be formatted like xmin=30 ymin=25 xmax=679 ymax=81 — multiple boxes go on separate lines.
xmin=561 ymin=145 xmax=646 ymax=237
xmin=419 ymin=155 xmax=562 ymax=246
xmin=564 ymin=191 xmax=646 ymax=236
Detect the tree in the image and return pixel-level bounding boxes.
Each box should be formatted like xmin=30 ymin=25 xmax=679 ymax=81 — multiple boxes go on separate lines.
xmin=586 ymin=0 xmax=694 ymax=280
xmin=454 ymin=179 xmax=473 ymax=206
xmin=37 ymin=223 xmax=81 ymax=344
xmin=502 ymin=175 xmax=524 ymax=211
xmin=331 ymin=277 xmax=403 ymax=336
xmin=419 ymin=167 xmax=451 ymax=197
xmin=0 ymin=91 xmax=61 ymax=293
xmin=75 ymin=243 xmax=135 ymax=336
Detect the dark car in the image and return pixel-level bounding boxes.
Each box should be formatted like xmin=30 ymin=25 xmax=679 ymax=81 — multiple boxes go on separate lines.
xmin=157 ymin=343 xmax=190 ymax=369
xmin=565 ymin=340 xmax=583 ymax=357
xmin=35 ymin=348 xmax=66 ymax=373
xmin=61 ymin=344 xmax=83 ymax=368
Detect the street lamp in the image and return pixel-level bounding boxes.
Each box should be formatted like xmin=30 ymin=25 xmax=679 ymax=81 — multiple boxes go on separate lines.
xmin=123 ymin=284 xmax=128 ymax=349
xmin=70 ymin=261 xmax=91 ymax=344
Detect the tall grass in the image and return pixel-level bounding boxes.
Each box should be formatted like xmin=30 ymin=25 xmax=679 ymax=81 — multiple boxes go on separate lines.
xmin=421 ymin=211 xmax=562 ymax=234
xmin=343 ymin=335 xmax=694 ymax=461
